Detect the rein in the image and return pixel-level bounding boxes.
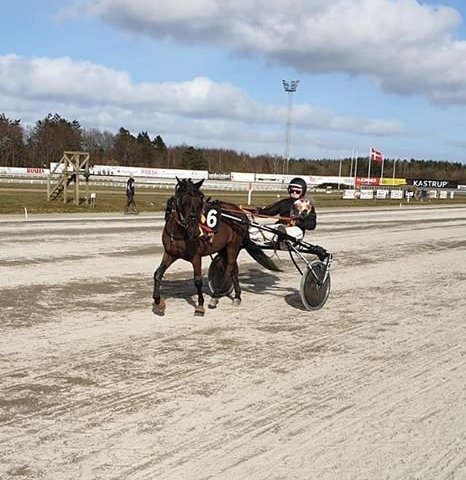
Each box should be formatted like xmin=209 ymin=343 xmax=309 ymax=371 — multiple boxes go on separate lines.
xmin=224 ymin=205 xmax=294 ymax=224
xmin=164 ymin=210 xmax=189 ymax=242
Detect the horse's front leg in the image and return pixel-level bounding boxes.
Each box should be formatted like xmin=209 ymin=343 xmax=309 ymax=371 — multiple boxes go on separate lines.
xmin=192 ymin=255 xmax=205 ymax=316
xmin=152 ymin=252 xmax=175 ymax=316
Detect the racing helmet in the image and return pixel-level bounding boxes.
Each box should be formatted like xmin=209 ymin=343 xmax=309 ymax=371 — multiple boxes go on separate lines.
xmin=288 ymin=177 xmax=307 ymax=196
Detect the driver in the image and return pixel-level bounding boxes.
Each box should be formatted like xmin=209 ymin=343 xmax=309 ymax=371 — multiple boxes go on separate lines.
xmin=250 ymin=177 xmax=316 ymax=246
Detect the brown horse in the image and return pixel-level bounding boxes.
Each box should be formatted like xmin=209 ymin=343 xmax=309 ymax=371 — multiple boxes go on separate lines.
xmin=152 ymin=178 xmax=280 ymax=316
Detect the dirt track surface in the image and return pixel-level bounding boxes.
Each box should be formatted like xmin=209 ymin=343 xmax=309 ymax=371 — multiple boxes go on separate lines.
xmin=1 ymin=206 xmax=465 ymax=480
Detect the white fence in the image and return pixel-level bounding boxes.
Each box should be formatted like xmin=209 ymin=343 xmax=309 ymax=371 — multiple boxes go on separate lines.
xmin=1 ymin=166 xmax=464 ymax=196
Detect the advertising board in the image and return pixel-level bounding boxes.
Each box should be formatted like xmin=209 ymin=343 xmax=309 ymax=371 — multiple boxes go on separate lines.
xmin=379 ymin=178 xmax=407 ymax=186
xmin=390 ymin=190 xmax=403 ymax=199
xmin=360 ymin=189 xmax=374 ymax=199
xmin=376 ymin=190 xmax=388 ymax=199
xmin=407 ymin=179 xmax=458 ymax=189
xmin=343 ymin=189 xmax=356 ymax=199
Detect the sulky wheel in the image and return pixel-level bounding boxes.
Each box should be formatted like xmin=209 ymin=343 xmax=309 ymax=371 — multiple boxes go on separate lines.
xmin=207 ymin=254 xmax=234 ymax=297
xmin=300 ymin=260 xmax=331 ymax=310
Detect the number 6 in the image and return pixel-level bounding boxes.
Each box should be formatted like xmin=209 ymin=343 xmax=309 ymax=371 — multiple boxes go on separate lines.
xmin=206 ymin=208 xmax=218 ymax=228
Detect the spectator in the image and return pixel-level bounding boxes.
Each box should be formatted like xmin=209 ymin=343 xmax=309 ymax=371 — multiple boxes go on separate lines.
xmin=124 ymin=176 xmax=139 ymax=214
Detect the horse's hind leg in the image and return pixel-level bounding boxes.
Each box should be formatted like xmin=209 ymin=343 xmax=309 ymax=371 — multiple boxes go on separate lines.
xmin=208 ymin=249 xmax=226 ymax=309
xmin=192 ymin=256 xmax=205 ymax=316
xmin=231 ymin=260 xmax=242 ymax=306
xmin=224 ymin=248 xmax=242 ymax=306
xmin=208 ymin=296 xmax=219 ymax=309
xmin=152 ymin=253 xmax=175 ymax=316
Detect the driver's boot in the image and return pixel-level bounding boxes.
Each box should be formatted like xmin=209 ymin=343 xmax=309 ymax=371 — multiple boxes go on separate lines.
xmin=312 ymin=245 xmax=328 ymax=261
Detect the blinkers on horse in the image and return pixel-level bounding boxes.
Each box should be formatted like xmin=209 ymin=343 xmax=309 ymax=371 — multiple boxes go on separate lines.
xmin=172 ymin=178 xmax=205 ymax=239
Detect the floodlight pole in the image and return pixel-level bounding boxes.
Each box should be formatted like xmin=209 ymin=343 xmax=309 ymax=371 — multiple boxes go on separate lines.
xmin=282 ymin=79 xmax=299 ymax=175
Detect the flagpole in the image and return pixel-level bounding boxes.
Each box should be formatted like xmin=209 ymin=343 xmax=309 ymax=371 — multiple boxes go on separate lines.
xmin=380 ymin=156 xmax=385 ymax=183
xmin=350 ymin=148 xmax=354 ymax=177
xmin=353 ymin=150 xmax=358 ymax=188
xmin=392 ymin=159 xmax=396 ymax=184
xmin=338 ymin=155 xmax=342 ymax=190
xmin=367 ymin=148 xmax=371 ymax=180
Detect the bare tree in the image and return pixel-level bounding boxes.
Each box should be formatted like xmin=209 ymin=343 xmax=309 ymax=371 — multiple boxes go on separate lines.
xmin=0 ymin=114 xmax=26 ymax=167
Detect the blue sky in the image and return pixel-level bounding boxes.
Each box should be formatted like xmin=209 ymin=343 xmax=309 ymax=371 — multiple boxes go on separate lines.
xmin=2 ymin=0 xmax=466 ymax=164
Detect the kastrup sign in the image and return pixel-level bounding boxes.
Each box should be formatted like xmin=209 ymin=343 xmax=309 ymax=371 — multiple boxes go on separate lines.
xmin=408 ymin=179 xmax=458 ymax=189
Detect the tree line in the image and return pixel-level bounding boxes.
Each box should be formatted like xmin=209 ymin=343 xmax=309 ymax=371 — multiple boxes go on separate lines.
xmin=1 ymin=112 xmax=466 ymax=182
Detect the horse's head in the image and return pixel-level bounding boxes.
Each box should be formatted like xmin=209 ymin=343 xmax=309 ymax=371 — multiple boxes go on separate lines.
xmin=174 ymin=177 xmax=205 ymax=238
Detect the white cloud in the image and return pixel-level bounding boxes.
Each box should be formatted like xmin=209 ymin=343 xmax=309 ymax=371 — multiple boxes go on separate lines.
xmin=63 ymin=0 xmax=466 ymax=105
xmin=0 ymin=53 xmax=401 ymax=153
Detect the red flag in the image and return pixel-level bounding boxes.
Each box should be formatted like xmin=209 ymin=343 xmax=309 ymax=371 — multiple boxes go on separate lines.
xmin=370 ymin=147 xmax=383 ymax=163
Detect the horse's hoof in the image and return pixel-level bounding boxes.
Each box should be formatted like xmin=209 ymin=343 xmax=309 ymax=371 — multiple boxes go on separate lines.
xmin=208 ymin=298 xmax=219 ymax=309
xmin=152 ymin=299 xmax=165 ymax=316
xmin=232 ymin=298 xmax=241 ymax=306
xmin=194 ymin=306 xmax=205 ymax=316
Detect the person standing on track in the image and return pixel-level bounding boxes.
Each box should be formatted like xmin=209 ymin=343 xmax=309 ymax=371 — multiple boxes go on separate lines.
xmin=124 ymin=176 xmax=139 ymax=214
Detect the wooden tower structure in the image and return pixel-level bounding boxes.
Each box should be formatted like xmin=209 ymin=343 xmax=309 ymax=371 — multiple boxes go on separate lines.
xmin=47 ymin=151 xmax=90 ymax=205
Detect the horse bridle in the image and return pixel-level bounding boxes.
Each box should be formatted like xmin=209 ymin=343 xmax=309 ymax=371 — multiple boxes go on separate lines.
xmin=173 ymin=187 xmax=204 ymax=233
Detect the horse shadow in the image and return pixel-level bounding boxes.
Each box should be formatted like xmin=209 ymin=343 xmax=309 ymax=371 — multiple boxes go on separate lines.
xmin=161 ymin=267 xmax=306 ymax=310
xmin=242 ymin=268 xmax=310 ymax=311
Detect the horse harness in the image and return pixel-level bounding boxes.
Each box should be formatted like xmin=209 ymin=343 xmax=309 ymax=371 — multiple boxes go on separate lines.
xmin=165 ymin=195 xmax=218 ymax=242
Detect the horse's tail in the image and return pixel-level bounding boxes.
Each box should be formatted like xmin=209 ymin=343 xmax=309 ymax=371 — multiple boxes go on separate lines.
xmin=242 ymin=239 xmax=282 ymax=272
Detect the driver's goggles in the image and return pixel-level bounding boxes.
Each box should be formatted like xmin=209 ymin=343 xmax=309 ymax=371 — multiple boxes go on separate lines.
xmin=288 ymin=188 xmax=303 ymax=194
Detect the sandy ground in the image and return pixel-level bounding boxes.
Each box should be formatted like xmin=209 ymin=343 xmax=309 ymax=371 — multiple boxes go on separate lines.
xmin=0 ymin=205 xmax=465 ymax=480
